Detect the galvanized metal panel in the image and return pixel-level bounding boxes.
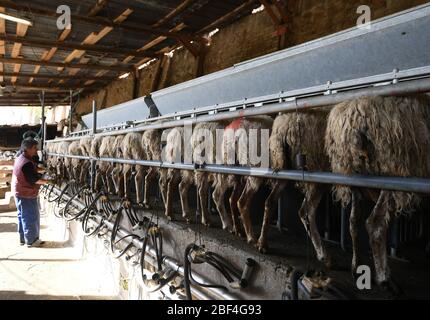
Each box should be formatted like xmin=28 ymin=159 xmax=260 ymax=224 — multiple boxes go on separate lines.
xmin=81 ymin=96 xmax=149 ymax=129
xmin=150 ymin=3 xmax=430 ymax=115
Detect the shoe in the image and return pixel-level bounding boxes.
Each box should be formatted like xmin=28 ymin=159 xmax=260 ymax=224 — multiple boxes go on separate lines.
xmin=27 ymin=239 xmax=46 ymax=248
xmin=20 ymin=242 xmax=25 ymax=246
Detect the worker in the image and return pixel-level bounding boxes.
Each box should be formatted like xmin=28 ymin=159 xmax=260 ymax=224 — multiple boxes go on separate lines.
xmin=11 ymin=138 xmax=50 ymax=247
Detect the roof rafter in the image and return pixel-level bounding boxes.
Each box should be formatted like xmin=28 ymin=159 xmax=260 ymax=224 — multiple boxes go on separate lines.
xmin=0 ymin=0 xmax=183 ymax=39
xmin=0 ymin=56 xmax=133 ymax=71
xmin=0 ymin=34 xmax=159 ymax=59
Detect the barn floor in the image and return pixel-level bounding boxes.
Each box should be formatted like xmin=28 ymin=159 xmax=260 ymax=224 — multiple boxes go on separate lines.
xmin=0 ymin=209 xmax=117 ymax=300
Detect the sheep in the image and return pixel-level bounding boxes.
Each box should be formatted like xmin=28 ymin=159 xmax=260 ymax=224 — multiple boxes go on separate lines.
xmin=94 ymin=136 xmax=117 ymax=194
xmin=87 ymin=135 xmax=103 ymax=191
xmin=122 ymin=133 xmax=146 ymax=205
xmin=45 ymin=142 xmax=58 ymax=175
xmin=212 ymin=116 xmax=273 ymax=239
xmin=162 ymin=127 xmax=186 ymax=220
xmin=325 ymin=95 xmax=430 ymax=292
xmin=66 ymin=140 xmax=83 ymax=181
xmin=257 ymin=109 xmax=331 ymax=266
xmin=56 ymin=141 xmax=71 ymax=181
xmin=141 ymin=128 xmax=165 ymax=209
xmin=179 ymin=122 xmax=228 ymax=226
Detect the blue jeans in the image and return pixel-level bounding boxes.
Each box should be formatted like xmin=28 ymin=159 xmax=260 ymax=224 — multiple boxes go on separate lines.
xmin=15 ymin=197 xmax=40 ymax=245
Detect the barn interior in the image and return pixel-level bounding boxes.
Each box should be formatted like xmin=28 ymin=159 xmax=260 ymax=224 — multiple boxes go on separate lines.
xmin=0 ymin=0 xmax=430 ymax=301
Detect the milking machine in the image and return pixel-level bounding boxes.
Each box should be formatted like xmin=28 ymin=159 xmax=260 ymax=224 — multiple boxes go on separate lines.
xmin=183 ymin=243 xmax=256 ymax=300
xmin=282 ymin=269 xmax=354 ymax=300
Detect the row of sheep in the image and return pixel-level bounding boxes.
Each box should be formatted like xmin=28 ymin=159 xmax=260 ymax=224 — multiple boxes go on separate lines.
xmin=45 ymin=95 xmax=430 ymax=293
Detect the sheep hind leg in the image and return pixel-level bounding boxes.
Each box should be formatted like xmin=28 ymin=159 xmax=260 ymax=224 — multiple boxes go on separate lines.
xmin=143 ymin=167 xmax=157 ymax=209
xmin=366 ymin=190 xmax=402 ymax=297
xmin=350 ymin=189 xmax=363 ymax=277
xmin=123 ymin=164 xmax=132 ymax=207
xmin=179 ymin=176 xmax=193 ymax=223
xmin=198 ymin=174 xmax=211 ymax=227
xmin=299 ymin=185 xmax=331 ymax=268
xmin=237 ymin=177 xmax=262 ymax=245
xmin=135 ymin=166 xmax=145 ymax=205
xmin=229 ymin=178 xmax=245 ymax=237
xmin=106 ymin=166 xmax=115 ymax=195
xmin=257 ymin=181 xmax=287 ymax=253
xmin=158 ymin=169 xmax=168 ymax=207
xmin=212 ymin=175 xmax=232 ymax=232
xmin=165 ymin=170 xmax=180 ymax=220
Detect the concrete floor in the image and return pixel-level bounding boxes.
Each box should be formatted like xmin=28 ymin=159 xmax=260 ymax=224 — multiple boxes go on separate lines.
xmin=0 ymin=208 xmax=118 ymax=300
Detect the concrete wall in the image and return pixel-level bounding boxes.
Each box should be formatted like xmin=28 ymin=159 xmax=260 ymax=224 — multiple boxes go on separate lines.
xmin=74 ymin=0 xmax=428 ymax=119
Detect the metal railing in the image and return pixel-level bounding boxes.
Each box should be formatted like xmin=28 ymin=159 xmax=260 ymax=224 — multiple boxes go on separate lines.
xmin=47 ymin=153 xmax=430 ymax=194
xmin=45 ymin=77 xmax=430 ymax=143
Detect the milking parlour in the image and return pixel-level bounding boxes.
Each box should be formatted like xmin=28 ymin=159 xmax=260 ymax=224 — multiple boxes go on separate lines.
xmin=0 ymin=0 xmax=430 ymax=312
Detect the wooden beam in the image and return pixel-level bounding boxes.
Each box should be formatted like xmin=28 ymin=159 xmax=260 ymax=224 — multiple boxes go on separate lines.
xmin=0 ymin=34 xmax=159 ymax=59
xmin=84 ymin=23 xmax=186 ymax=86
xmin=29 ymin=0 xmax=110 ymax=85
xmin=198 ymin=0 xmax=257 ymax=34
xmin=273 ymin=0 xmax=288 ymax=23
xmin=0 ymin=71 xmax=115 ymax=81
xmin=152 ymin=0 xmax=197 ymax=28
xmin=259 ymin=0 xmax=282 ymax=26
xmin=88 ymin=0 xmax=108 ymax=17
xmin=62 ymin=9 xmax=134 ymax=66
xmin=0 ymin=100 xmax=63 ymax=105
xmin=11 ymin=22 xmax=29 ymax=83
xmin=133 ymin=23 xmax=186 ymax=68
xmin=0 ymin=57 xmax=133 ymax=71
xmin=0 ymin=0 xmax=181 ymax=39
xmin=2 ymin=82 xmax=102 ymax=90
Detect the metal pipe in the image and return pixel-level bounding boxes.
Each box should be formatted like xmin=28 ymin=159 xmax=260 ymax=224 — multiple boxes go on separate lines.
xmin=46 ymin=153 xmax=430 ymax=194
xmin=49 ymin=187 xmax=238 ymax=300
xmin=45 ymin=77 xmax=430 ymax=143
xmin=40 ymin=90 xmax=46 ymax=153
xmin=69 ymin=90 xmax=73 ymax=136
xmin=92 ymin=100 xmax=97 ymax=135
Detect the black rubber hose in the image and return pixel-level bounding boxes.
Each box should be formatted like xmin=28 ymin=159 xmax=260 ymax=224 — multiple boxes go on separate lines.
xmin=205 ymin=252 xmax=242 ymax=280
xmin=290 ymin=270 xmax=304 ymax=300
xmin=61 ymin=185 xmax=90 ymax=220
xmin=183 ymin=243 xmax=196 ymax=300
xmin=144 ymin=270 xmax=178 ymax=294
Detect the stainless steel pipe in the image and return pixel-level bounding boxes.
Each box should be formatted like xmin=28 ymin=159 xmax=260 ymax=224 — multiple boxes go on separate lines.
xmin=47 ymin=153 xmax=430 ymax=194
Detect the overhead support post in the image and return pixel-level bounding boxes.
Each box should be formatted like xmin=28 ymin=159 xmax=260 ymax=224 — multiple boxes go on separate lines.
xmin=40 ymin=90 xmax=46 ymax=155
xmin=90 ymin=100 xmax=97 ymax=192
xmin=68 ymin=90 xmax=73 ymax=136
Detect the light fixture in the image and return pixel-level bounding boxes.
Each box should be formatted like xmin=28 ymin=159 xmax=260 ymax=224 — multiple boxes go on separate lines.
xmin=0 ymin=12 xmax=33 ymax=26
xmin=119 ymin=72 xmax=130 ymax=79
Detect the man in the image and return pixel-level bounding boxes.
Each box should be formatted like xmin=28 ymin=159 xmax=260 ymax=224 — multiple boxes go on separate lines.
xmin=12 ymin=138 xmax=50 ymax=247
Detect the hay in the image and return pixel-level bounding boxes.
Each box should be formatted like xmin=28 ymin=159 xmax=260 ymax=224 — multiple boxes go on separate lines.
xmin=325 ymin=95 xmax=430 ymax=213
